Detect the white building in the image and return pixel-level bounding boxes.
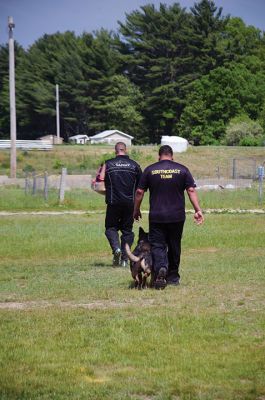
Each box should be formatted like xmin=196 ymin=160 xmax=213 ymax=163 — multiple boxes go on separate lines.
xmin=38 ymin=135 xmax=63 ymax=144
xmin=161 ymin=136 xmax=188 ymax=152
xmin=68 ymin=135 xmax=89 ymax=144
xmin=89 ymin=130 xmax=134 ymax=146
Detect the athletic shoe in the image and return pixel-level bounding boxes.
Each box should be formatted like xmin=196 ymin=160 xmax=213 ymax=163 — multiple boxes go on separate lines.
xmin=120 ymin=260 xmax=129 ymax=268
xmin=154 ymin=267 xmax=167 ymax=290
xmin=112 ymin=248 xmax=121 ymax=266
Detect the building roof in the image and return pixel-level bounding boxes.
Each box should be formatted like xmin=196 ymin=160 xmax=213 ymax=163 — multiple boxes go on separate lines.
xmin=161 ymin=135 xmax=188 ymax=143
xmin=89 ymin=130 xmax=134 ymax=140
xmin=38 ymin=135 xmax=58 ymax=139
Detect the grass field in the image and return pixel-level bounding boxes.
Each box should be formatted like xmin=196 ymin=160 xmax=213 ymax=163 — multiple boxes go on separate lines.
xmin=0 ymin=212 xmax=265 ymax=399
xmin=0 ymin=184 xmax=264 ymax=212
xmin=1 ymin=145 xmax=264 ymax=399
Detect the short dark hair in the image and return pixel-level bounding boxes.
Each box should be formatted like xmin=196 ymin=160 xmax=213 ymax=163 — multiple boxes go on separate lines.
xmin=159 ymin=145 xmax=173 ymax=157
xmin=115 ymin=142 xmax=126 ymax=152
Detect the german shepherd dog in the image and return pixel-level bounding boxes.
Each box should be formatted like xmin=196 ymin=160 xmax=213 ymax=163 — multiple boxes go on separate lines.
xmin=125 ymin=227 xmax=152 ymax=289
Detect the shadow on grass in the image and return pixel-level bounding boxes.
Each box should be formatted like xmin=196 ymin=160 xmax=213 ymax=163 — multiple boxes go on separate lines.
xmin=93 ymin=262 xmax=113 ymax=268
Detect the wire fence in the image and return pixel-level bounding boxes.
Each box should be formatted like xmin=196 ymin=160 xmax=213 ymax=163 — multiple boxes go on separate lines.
xmin=231 ymin=157 xmax=265 ymax=179
xmin=1 ymin=157 xmax=265 ymax=206
xmin=24 ymin=169 xmax=67 ymax=203
xmin=25 ymin=171 xmax=49 ymax=199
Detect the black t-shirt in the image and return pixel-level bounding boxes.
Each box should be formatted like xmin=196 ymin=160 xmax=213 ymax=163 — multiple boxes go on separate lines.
xmin=105 ymin=155 xmax=142 ymax=205
xmin=138 ymin=159 xmax=196 ymax=223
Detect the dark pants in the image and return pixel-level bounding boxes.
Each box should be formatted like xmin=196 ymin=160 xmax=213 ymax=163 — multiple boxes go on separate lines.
xmin=149 ymin=221 xmax=185 ymax=280
xmin=105 ymin=204 xmax=134 ymax=260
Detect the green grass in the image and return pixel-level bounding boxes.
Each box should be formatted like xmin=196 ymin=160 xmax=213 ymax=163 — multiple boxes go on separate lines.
xmin=0 ymin=184 xmax=264 ymax=212
xmin=197 ymin=184 xmax=265 ymax=210
xmin=0 ymin=187 xmax=106 ymax=211
xmin=0 ymin=213 xmax=265 ymax=399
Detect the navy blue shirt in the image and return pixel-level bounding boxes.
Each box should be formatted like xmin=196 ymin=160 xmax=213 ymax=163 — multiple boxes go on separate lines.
xmin=138 ymin=159 xmax=196 ymax=223
xmin=105 ymin=155 xmax=142 ymax=205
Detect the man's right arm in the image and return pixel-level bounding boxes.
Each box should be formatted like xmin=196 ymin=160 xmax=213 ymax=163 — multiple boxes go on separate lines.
xmin=186 ymin=187 xmax=204 ymax=225
xmin=99 ymin=163 xmax=106 ymax=181
xmin=133 ymin=188 xmax=145 ymax=221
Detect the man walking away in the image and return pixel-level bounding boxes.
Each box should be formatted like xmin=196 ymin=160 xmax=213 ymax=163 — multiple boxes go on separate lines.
xmin=99 ymin=142 xmax=142 ymax=267
xmin=133 ymin=145 xmax=204 ymax=289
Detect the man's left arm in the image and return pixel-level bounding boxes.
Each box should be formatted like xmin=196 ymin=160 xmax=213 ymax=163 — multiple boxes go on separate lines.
xmin=186 ymin=187 xmax=204 ymax=225
xmin=136 ymin=164 xmax=142 ymax=186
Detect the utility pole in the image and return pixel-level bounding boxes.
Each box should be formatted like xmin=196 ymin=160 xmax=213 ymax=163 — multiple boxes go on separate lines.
xmin=56 ymin=84 xmax=60 ymax=142
xmin=8 ymin=16 xmax=17 ymax=178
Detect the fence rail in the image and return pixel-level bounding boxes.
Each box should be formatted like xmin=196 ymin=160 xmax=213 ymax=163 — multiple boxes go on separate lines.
xmin=0 ymin=140 xmax=53 ymax=150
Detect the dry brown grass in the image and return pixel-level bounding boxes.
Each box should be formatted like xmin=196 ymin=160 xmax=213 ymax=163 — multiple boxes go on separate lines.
xmin=1 ymin=144 xmax=265 ymax=177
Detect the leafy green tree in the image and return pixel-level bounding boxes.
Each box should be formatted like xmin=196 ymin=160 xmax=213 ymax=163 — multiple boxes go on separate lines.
xmin=1 ymin=1 xmax=265 ymax=146
xmin=219 ymin=17 xmax=263 ymax=64
xmin=119 ymin=3 xmax=197 ymax=142
xmin=7 ymin=29 xmax=139 ymax=140
xmin=190 ymin=0 xmax=229 ymax=73
xmin=93 ymin=74 xmax=144 ymax=141
xmin=179 ymin=63 xmax=265 ymax=144
xmin=258 ymin=103 xmax=265 ymax=133
xmin=15 ymin=31 xmax=88 ymax=139
xmin=80 ymin=29 xmax=123 ymax=134
xmin=0 ymin=45 xmax=10 ymax=138
xmin=118 ymin=1 xmax=230 ymax=142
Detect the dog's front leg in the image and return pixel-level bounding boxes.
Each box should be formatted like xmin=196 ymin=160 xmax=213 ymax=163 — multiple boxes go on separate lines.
xmin=142 ymin=274 xmax=147 ymax=289
xmin=137 ymin=273 xmax=143 ymax=290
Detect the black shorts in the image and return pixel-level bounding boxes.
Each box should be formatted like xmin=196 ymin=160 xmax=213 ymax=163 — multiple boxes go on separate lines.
xmin=105 ymin=204 xmax=134 ymax=231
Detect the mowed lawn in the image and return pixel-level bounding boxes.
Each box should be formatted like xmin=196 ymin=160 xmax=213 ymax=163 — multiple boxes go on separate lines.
xmin=0 ymin=213 xmax=265 ymax=400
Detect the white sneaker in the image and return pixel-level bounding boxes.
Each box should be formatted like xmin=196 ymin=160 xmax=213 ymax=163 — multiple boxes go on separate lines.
xmin=112 ymin=248 xmax=121 ymax=266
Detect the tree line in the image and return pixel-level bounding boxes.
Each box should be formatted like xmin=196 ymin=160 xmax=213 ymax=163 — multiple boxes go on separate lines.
xmin=1 ymin=0 xmax=265 ymax=145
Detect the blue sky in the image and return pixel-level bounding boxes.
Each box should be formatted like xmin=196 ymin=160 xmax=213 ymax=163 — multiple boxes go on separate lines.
xmin=1 ymin=0 xmax=265 ymax=48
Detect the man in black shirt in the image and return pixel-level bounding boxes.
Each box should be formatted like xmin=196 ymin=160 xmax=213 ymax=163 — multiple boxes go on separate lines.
xmin=99 ymin=142 xmax=142 ymax=267
xmin=133 ymin=145 xmax=204 ymax=289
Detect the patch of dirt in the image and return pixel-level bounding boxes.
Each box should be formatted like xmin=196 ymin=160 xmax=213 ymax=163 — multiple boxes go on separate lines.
xmin=0 ymin=209 xmax=264 ymax=216
xmin=131 ymin=396 xmax=157 ymax=400
xmin=188 ymin=247 xmax=219 ymax=253
xmin=0 ymin=299 xmax=156 ymax=310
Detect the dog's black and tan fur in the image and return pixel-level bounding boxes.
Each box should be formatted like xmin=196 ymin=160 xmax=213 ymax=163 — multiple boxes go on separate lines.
xmin=125 ymin=227 xmax=152 ymax=289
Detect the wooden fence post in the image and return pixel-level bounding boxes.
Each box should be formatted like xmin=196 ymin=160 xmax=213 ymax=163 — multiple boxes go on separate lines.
xmin=44 ymin=171 xmax=48 ymax=201
xmin=59 ymin=167 xmax=67 ymax=203
xmin=25 ymin=173 xmax=29 ymax=194
xmin=232 ymin=159 xmax=236 ymax=179
xmin=32 ymin=171 xmax=37 ymax=195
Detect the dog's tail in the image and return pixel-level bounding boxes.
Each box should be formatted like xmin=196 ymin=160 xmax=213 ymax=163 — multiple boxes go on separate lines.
xmin=125 ymin=243 xmax=140 ymax=262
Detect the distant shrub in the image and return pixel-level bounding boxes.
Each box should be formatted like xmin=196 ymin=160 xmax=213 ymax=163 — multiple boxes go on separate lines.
xmin=53 ymin=159 xmax=65 ymax=169
xmin=100 ymin=153 xmax=114 ymax=163
xmin=240 ymin=136 xmax=262 ymax=146
xmin=145 ymin=154 xmax=154 ymax=162
xmin=1 ymin=161 xmax=9 ymax=169
xmin=23 ymin=164 xmax=35 ymax=172
xmin=79 ymin=163 xmax=87 ymax=170
xmin=129 ymin=148 xmax=142 ymax=161
xmin=224 ymin=115 xmax=264 ymax=146
xmin=17 ymin=154 xmax=24 ymax=162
